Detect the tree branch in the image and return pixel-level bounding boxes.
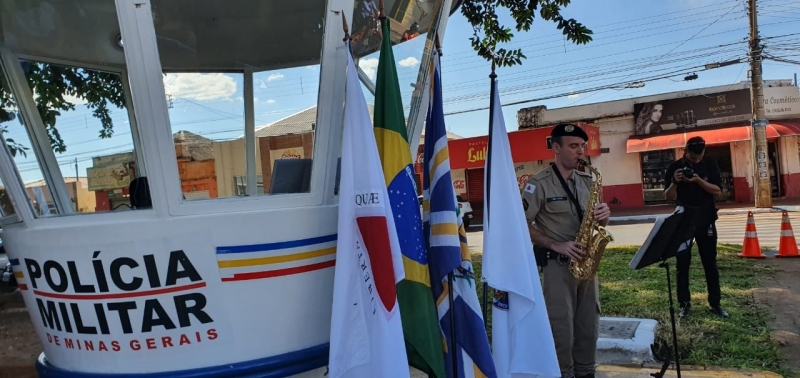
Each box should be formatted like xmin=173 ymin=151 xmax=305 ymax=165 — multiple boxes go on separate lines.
xmin=460 ymin=0 xmax=593 ymax=67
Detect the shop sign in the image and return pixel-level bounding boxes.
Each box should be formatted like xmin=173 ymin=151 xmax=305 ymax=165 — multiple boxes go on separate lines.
xmin=270 ymin=147 xmax=304 ymax=161
xmin=763 ymin=86 xmax=800 ymax=118
xmin=448 ymin=124 xmax=602 ymax=170
xmin=87 ymin=164 xmax=132 ymax=191
xmin=633 ymin=89 xmax=751 ymax=136
xmin=451 ymin=169 xmax=466 ymax=195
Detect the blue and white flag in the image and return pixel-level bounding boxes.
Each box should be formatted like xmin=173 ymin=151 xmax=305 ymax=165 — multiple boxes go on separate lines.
xmin=423 ymin=50 xmax=497 ymax=378
xmin=481 ymin=78 xmax=560 ymax=378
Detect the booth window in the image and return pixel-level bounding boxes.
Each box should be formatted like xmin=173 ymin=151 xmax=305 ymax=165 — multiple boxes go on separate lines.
xmin=234 ymin=175 xmax=263 ymax=196
xmin=148 ymin=1 xmax=328 ymax=200
xmin=0 ymin=3 xmax=151 ymax=216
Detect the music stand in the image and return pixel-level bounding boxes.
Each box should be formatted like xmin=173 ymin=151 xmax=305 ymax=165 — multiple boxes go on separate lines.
xmin=629 ymin=206 xmax=700 ymax=378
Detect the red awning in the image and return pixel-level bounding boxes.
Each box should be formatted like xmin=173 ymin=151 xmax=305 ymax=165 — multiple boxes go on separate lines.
xmin=626 ymin=120 xmax=800 ymax=153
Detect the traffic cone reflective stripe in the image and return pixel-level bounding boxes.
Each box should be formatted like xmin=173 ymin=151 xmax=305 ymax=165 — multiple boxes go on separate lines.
xmin=777 ymin=211 xmax=800 ymax=258
xmin=738 ymin=211 xmax=766 ymax=258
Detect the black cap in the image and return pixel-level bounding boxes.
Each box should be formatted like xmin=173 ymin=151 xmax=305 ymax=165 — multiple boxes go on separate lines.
xmin=550 ymin=123 xmax=589 ymax=141
xmin=686 ymin=136 xmax=705 ymax=154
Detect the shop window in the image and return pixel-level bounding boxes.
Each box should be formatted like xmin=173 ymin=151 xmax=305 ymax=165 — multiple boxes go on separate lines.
xmin=147 ymin=2 xmax=328 ymax=200
xmin=640 ymin=150 xmax=675 ymax=205
xmin=0 ymin=3 xmax=149 ymax=216
xmin=703 ymin=145 xmax=736 ymax=202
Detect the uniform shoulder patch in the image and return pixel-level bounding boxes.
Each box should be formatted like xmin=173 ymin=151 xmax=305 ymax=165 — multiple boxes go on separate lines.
xmin=523 ymin=182 xmax=536 ymax=194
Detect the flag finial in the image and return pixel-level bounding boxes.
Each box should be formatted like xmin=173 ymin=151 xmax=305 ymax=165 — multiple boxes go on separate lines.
xmin=378 ymin=0 xmax=386 ymax=19
xmin=490 ymin=55 xmax=497 ymax=79
xmin=341 ymin=11 xmax=350 ymax=42
xmin=434 ymin=34 xmax=442 ymax=56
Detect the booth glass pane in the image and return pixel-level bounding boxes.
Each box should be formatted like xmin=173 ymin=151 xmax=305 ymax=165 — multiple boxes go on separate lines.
xmin=148 ymin=0 xmax=328 ymax=199
xmin=0 ymin=63 xmax=32 ymax=217
xmin=0 ymin=175 xmax=15 ymax=218
xmin=0 ymin=56 xmax=61 ymax=217
xmin=351 ymin=0 xmax=444 ymax=134
xmin=0 ymin=1 xmax=152 ymax=215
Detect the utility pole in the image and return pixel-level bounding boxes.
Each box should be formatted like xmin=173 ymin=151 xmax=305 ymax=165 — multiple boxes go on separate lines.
xmin=75 ymin=158 xmax=79 ymax=212
xmin=749 ymin=0 xmax=772 ymax=208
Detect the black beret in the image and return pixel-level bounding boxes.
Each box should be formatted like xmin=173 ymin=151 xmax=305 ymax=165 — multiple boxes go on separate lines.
xmin=550 ymin=123 xmax=589 ymax=141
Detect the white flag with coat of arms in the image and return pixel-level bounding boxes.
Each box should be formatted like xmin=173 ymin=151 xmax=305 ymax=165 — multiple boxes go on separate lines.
xmin=327 ymin=41 xmax=410 ymax=378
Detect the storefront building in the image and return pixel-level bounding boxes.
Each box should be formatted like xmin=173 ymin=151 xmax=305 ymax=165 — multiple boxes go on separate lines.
xmin=411 ymin=80 xmax=800 ymax=217
xmin=516 ymin=80 xmax=800 ymax=210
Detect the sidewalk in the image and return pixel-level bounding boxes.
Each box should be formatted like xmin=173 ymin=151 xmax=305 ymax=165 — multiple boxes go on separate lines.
xmin=411 ymin=365 xmax=784 ymax=377
xmin=596 ymin=365 xmax=784 ymax=378
xmin=608 ymin=197 xmax=800 ymax=225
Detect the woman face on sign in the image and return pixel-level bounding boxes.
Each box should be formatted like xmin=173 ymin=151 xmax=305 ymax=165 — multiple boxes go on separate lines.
xmin=650 ymin=104 xmax=663 ymax=123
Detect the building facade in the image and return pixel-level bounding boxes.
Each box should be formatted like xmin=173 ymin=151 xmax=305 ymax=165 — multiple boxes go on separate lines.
xmin=435 ymin=80 xmax=800 ymax=214
xmin=89 ymin=131 xmax=218 ymax=210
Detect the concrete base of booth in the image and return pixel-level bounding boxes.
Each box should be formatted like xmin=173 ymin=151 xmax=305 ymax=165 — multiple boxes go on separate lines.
xmin=35 ymin=344 xmax=329 ymax=378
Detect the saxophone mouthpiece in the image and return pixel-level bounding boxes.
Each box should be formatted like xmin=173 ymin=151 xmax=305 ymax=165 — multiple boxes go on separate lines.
xmin=578 ymin=159 xmax=588 ymax=167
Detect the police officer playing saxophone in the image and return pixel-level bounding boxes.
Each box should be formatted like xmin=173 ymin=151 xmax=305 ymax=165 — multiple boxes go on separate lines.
xmin=521 ymin=123 xmax=611 ymax=378
xmin=664 ymin=136 xmax=728 ymax=319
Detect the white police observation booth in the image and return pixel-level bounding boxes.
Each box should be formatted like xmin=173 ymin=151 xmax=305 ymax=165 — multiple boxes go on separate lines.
xmin=0 ymin=0 xmax=459 ymax=376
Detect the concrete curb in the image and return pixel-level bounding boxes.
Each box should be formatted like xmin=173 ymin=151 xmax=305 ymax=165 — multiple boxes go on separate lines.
xmin=596 ymin=317 xmax=657 ymax=366
xmin=608 ymin=206 xmax=791 ymax=226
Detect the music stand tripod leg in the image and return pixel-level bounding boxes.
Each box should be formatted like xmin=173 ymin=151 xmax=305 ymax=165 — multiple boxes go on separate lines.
xmin=652 ymin=257 xmax=682 ymax=378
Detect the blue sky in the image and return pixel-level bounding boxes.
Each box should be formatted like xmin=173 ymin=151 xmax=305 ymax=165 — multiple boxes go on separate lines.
xmin=4 ymin=0 xmax=799 ymax=184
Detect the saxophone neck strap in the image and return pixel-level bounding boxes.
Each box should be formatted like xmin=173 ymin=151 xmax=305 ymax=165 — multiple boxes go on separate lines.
xmin=552 ymin=165 xmax=584 ymax=224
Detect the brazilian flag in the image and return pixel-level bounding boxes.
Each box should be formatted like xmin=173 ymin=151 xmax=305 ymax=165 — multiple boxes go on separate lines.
xmin=372 ymin=16 xmax=446 ymax=378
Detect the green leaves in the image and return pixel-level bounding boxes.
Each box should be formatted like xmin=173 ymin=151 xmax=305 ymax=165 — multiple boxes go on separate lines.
xmin=460 ymin=0 xmax=593 ymax=68
xmin=0 ymin=61 xmax=125 ymax=155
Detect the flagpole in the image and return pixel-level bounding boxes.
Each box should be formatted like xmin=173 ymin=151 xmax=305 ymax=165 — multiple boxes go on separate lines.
xmin=482 ymin=59 xmax=496 ymax=329
xmin=435 ymin=35 xmax=460 ymax=378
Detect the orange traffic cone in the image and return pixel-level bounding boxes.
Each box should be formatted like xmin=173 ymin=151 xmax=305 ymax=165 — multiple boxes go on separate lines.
xmin=738 ymin=211 xmax=766 ymax=258
xmin=777 ymin=211 xmax=800 ymax=258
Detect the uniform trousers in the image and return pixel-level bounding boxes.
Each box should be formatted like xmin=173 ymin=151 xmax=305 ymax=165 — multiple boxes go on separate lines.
xmin=676 ymin=222 xmax=721 ymax=308
xmin=541 ymin=259 xmax=600 ymax=378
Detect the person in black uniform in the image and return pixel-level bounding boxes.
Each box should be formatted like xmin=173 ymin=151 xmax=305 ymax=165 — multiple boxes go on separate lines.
xmin=663 ymin=136 xmax=728 ymax=319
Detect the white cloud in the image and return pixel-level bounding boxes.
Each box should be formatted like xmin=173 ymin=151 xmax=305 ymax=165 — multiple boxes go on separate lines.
xmin=32 ymin=89 xmax=87 ymax=105
xmin=399 ymin=57 xmax=419 ymax=68
xmin=267 ymin=73 xmax=284 ymax=82
xmin=253 ymin=97 xmax=259 ymax=104
xmin=259 ymin=80 xmax=267 ymax=89
xmin=164 ymin=73 xmax=237 ymax=101
xmin=266 ymin=99 xmax=276 ymax=104
xmin=63 ymin=93 xmax=87 ymax=105
xmin=568 ymin=93 xmax=580 ymax=99
xmin=358 ymin=58 xmax=379 ymax=80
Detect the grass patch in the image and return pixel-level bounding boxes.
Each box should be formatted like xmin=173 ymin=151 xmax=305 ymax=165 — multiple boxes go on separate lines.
xmin=471 ymin=244 xmax=784 ymax=373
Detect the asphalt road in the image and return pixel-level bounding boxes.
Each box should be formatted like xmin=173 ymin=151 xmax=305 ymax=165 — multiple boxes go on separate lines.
xmin=466 ymin=211 xmax=799 ymax=251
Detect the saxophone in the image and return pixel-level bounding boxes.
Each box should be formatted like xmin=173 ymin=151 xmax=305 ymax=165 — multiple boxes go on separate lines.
xmin=569 ymin=159 xmax=615 ymax=280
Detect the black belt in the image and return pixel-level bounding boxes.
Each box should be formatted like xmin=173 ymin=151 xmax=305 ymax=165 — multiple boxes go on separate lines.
xmin=534 ymin=246 xmax=570 ymax=264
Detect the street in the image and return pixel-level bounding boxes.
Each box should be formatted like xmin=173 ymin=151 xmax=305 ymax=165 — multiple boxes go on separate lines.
xmin=466 ymin=211 xmax=800 ymax=251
